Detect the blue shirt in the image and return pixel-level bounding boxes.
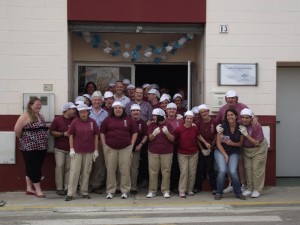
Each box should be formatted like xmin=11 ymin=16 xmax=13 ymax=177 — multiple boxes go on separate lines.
xmin=89 ymin=107 xmax=109 ymax=130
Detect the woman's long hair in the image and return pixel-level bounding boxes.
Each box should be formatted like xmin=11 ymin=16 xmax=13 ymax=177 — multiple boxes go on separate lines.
xmin=224 ymin=108 xmax=238 ymax=126
xmin=27 ymin=97 xmax=41 ymax=123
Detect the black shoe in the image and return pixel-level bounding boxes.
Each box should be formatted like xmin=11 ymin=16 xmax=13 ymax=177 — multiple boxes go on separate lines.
xmin=56 ymin=190 xmax=66 ymax=196
xmin=80 ymin=194 xmax=91 ymax=199
xmin=214 ymin=194 xmax=222 ymax=200
xmin=172 ymin=189 xmax=179 ymax=194
xmin=237 ymin=194 xmax=246 ymax=200
xmin=130 ymin=190 xmax=138 ymax=195
xmin=115 ymin=190 xmax=121 ymax=194
xmin=65 ymin=195 xmax=74 ymax=201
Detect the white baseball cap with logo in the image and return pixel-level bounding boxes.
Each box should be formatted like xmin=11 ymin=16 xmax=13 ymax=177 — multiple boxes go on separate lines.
xmin=76 ymin=103 xmax=91 ymax=111
xmin=104 ymin=91 xmax=114 ymax=99
xmin=184 ymin=110 xmax=194 ymax=117
xmin=240 ymin=108 xmax=254 ymax=117
xmin=130 ymin=104 xmax=141 ymax=111
xmin=152 ymin=108 xmax=166 ymax=116
xmin=225 ymin=90 xmax=238 ymax=98
xmin=61 ymin=102 xmax=76 ymax=113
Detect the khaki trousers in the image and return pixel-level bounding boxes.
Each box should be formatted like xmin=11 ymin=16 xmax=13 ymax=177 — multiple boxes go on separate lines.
xmin=178 ymin=152 xmax=199 ymax=193
xmin=242 ymin=138 xmax=268 ymax=193
xmin=54 ymin=148 xmax=71 ymax=191
xmin=67 ymin=152 xmax=93 ymax=197
xmin=105 ymin=145 xmax=133 ymax=194
xmin=148 ymin=152 xmax=173 ymax=193
xmin=90 ymin=142 xmax=106 ymax=189
xmin=130 ymin=151 xmax=141 ymax=191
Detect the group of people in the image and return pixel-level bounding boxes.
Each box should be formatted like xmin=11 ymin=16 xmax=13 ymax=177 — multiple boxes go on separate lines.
xmin=14 ymin=79 xmax=268 ymax=202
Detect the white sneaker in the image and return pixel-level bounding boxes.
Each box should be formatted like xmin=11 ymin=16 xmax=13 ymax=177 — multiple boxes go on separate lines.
xmin=241 ymin=184 xmax=246 ymax=192
xmin=121 ymin=193 xmax=128 ymax=199
xmin=179 ymin=192 xmax=186 ymax=198
xmin=146 ymin=192 xmax=156 ymax=198
xmin=163 ymin=192 xmax=170 ymax=198
xmin=106 ymin=193 xmax=113 ymax=199
xmin=242 ymin=190 xmax=252 ymax=197
xmin=251 ymin=191 xmax=261 ymax=198
xmin=187 ymin=191 xmax=194 ymax=196
xmin=223 ymin=185 xmax=233 ymax=193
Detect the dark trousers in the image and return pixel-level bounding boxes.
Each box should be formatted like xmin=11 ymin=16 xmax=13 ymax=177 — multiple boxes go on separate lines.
xmin=170 ymin=144 xmax=180 ymax=190
xmin=22 ymin=150 xmax=47 ymax=183
xmin=194 ymin=151 xmax=216 ymax=191
xmin=137 ymin=143 xmax=149 ymax=184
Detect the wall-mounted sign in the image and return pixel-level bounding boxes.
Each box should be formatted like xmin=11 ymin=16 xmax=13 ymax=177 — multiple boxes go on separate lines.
xmin=218 ymin=63 xmax=258 ymax=86
xmin=219 ymin=25 xmax=228 ymax=33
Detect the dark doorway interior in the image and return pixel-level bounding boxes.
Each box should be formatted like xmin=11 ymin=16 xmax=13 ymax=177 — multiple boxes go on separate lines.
xmin=135 ymin=64 xmax=187 ymax=97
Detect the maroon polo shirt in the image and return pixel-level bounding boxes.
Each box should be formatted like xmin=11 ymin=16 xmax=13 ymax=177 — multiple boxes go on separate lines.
xmin=148 ymin=121 xmax=174 ymax=154
xmin=68 ymin=117 xmax=99 ymax=153
xmin=100 ymin=115 xmax=138 ymax=149
xmin=50 ymin=115 xmax=74 ymax=151
xmin=174 ymin=125 xmax=199 ymax=155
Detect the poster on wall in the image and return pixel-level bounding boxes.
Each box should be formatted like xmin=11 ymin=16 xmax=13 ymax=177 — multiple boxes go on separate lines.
xmin=85 ymin=67 xmax=120 ymax=93
xmin=77 ymin=65 xmax=134 ymax=95
xmin=218 ymin=63 xmax=258 ymax=86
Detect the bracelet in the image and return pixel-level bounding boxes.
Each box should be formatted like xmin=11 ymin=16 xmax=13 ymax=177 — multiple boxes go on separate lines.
xmin=60 ymin=132 xmax=64 ymax=137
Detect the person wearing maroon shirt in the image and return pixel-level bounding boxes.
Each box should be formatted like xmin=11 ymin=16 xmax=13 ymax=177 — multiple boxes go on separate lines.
xmin=147 ymin=88 xmax=161 ymax=109
xmin=50 ymin=102 xmax=76 ymax=196
xmin=194 ymin=104 xmax=217 ymax=194
xmin=100 ymin=101 xmax=138 ymax=200
xmin=239 ymin=108 xmax=268 ymax=198
xmin=173 ymin=93 xmax=187 ymax=116
xmin=165 ymin=102 xmax=184 ymax=194
xmin=65 ymin=104 xmax=99 ymax=201
xmin=215 ymin=90 xmax=248 ymax=194
xmin=103 ymin=91 xmax=114 ymax=115
xmin=129 ymin=104 xmax=148 ymax=195
xmin=174 ymin=111 xmax=211 ymax=198
xmin=146 ymin=108 xmax=175 ymax=199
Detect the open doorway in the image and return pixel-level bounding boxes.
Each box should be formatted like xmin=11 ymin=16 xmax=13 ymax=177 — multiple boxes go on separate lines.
xmin=135 ymin=64 xmax=187 ymax=97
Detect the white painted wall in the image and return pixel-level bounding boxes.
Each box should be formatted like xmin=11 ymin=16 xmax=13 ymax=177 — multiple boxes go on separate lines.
xmin=205 ymin=0 xmax=300 ymax=115
xmin=0 ymin=0 xmax=68 ymax=115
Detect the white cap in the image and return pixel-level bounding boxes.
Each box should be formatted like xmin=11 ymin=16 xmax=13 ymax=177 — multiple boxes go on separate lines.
xmin=122 ymin=79 xmax=131 ymax=85
xmin=76 ymin=103 xmax=91 ymax=111
xmin=83 ymin=94 xmax=91 ymax=100
xmin=112 ymin=101 xmax=124 ymax=108
xmin=104 ymin=91 xmax=114 ymax=99
xmin=159 ymin=94 xmax=171 ymax=103
xmin=142 ymin=83 xmax=151 ymax=89
xmin=130 ymin=104 xmax=141 ymax=111
xmin=166 ymin=102 xmax=177 ymax=109
xmin=173 ymin=93 xmax=183 ymax=100
xmin=91 ymin=91 xmax=103 ymax=100
xmin=226 ymin=90 xmax=238 ymax=98
xmin=108 ymin=82 xmax=115 ymax=87
xmin=240 ymin=108 xmax=254 ymax=117
xmin=198 ymin=104 xmax=209 ymax=111
xmin=127 ymin=84 xmax=135 ymax=89
xmin=151 ymin=83 xmax=159 ymax=89
xmin=75 ymin=96 xmax=85 ymax=105
xmin=152 ymin=108 xmax=166 ymax=116
xmin=184 ymin=110 xmax=194 ymax=117
xmin=191 ymin=106 xmax=199 ymax=114
xmin=61 ymin=102 xmax=76 ymax=113
xmin=148 ymin=88 xmax=161 ymax=98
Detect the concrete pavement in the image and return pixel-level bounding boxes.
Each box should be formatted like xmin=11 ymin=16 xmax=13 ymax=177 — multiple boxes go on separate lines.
xmin=0 ymin=186 xmax=300 ymax=212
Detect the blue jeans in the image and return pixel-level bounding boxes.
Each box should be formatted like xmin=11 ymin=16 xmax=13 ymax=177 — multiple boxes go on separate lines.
xmin=214 ymin=150 xmax=242 ymax=196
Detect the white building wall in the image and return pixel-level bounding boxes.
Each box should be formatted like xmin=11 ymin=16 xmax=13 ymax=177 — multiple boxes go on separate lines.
xmin=205 ymin=0 xmax=300 ymax=115
xmin=0 ymin=0 xmax=68 ymax=115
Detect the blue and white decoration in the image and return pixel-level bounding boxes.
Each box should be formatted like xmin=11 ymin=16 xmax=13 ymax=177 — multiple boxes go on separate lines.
xmin=76 ymin=32 xmax=194 ymax=63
